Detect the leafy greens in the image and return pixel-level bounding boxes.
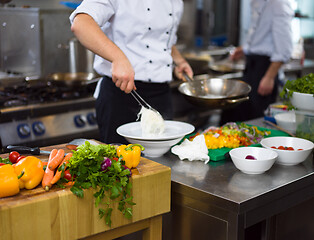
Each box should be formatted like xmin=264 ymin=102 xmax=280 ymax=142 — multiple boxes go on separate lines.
xmin=67 ymin=141 xmax=135 ymax=227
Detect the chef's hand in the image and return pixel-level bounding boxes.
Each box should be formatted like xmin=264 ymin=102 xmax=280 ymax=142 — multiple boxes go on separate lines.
xmin=174 ymin=61 xmax=194 ymax=81
xmin=229 ymin=47 xmax=244 ymax=61
xmin=111 ymin=56 xmax=135 ymax=93
xmin=258 ymin=75 xmax=275 ymax=96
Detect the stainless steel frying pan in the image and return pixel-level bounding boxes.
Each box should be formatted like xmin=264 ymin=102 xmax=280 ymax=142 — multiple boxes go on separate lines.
xmin=178 ymin=75 xmax=251 ymax=109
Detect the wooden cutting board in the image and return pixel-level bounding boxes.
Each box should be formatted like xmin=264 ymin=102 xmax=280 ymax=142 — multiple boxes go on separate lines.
xmin=0 ymin=143 xmax=171 ymax=240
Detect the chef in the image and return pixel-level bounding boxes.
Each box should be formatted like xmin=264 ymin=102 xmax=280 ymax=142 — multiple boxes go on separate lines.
xmin=70 ymin=0 xmax=193 ymax=144
xmin=220 ymin=0 xmax=293 ymax=124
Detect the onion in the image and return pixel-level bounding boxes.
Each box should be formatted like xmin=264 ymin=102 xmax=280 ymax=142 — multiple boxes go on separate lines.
xmin=245 ymin=155 xmax=256 ymax=160
xmin=101 ymin=158 xmax=112 ymax=172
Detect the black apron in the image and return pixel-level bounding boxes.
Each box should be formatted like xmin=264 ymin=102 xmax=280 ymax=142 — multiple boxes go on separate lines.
xmin=95 ymin=76 xmax=173 ymax=144
xmin=220 ymin=54 xmax=278 ymax=125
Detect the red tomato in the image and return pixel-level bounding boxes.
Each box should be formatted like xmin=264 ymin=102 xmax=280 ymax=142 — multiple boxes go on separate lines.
xmin=286 ymin=147 xmax=294 ymax=151
xmin=0 ymin=163 xmax=6 ymax=166
xmin=278 ymin=146 xmax=286 ymax=150
xmin=16 ymin=155 xmax=26 ymax=163
xmin=9 ymin=151 xmax=20 ymax=164
xmin=64 ymin=170 xmax=72 ymax=181
xmin=298 ymin=149 xmax=303 ymax=151
xmin=271 ymin=146 xmax=277 ymax=149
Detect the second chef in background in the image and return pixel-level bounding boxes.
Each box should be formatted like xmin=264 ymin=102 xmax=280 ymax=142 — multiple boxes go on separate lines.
xmin=220 ymin=0 xmax=294 ymax=124
xmin=70 ymin=0 xmax=193 ymax=144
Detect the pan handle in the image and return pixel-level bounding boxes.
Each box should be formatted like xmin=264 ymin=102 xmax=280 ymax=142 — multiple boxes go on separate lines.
xmin=226 ymin=96 xmax=249 ymax=104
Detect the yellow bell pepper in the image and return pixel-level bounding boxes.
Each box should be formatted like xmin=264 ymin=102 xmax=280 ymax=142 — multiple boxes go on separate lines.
xmin=14 ymin=156 xmax=44 ymax=190
xmin=116 ymin=144 xmax=145 ymax=169
xmin=0 ymin=164 xmax=20 ymax=198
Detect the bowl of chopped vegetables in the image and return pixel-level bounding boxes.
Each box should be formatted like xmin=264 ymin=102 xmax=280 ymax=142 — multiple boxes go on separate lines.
xmin=229 ymin=147 xmax=278 ymax=174
xmin=260 ymin=136 xmax=314 ymax=166
xmin=280 ymin=73 xmax=314 ymax=112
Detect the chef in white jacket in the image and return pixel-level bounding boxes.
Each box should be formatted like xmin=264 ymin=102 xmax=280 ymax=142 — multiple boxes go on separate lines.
xmin=70 ymin=0 xmax=193 ymax=144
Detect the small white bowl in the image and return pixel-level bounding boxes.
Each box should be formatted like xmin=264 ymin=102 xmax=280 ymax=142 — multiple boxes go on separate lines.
xmin=290 ymin=91 xmax=314 ymax=112
xmin=274 ymin=112 xmax=296 ymax=134
xmin=125 ymin=137 xmax=183 ymax=158
xmin=260 ymin=136 xmax=314 ymax=166
xmin=229 ymin=147 xmax=278 ymax=174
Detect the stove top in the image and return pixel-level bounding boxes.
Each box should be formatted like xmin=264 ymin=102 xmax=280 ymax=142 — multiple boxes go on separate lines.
xmin=0 ymin=79 xmax=96 ymax=109
xmin=0 ymin=79 xmax=100 ymax=149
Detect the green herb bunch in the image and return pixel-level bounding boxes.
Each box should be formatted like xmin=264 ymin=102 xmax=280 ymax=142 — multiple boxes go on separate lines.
xmin=67 ymin=141 xmax=135 ymax=227
xmin=280 ymin=73 xmax=314 ymax=109
xmin=0 ymin=157 xmax=11 ymax=165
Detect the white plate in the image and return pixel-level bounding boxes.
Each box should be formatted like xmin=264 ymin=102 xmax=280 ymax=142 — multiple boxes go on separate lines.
xmin=116 ymin=120 xmax=195 ymax=141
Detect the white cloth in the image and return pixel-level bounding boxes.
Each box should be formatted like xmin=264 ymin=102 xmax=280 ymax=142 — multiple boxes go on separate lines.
xmin=243 ymin=0 xmax=293 ymax=63
xmin=69 ymin=0 xmax=183 ymax=83
xmin=171 ymin=135 xmax=210 ymax=164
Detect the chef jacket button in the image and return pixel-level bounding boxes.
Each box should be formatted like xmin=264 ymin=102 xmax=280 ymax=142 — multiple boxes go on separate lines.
xmin=149 ymin=60 xmax=152 ymax=63
xmin=167 ymin=64 xmax=170 ymax=67
xmin=164 ymin=48 xmax=167 ymax=51
xmin=148 ymin=27 xmax=151 ymax=30
xmin=147 ymin=8 xmax=150 ymax=11
xmin=169 ymin=13 xmax=172 ymax=16
xmin=146 ymin=45 xmax=149 ymax=48
xmin=166 ymin=31 xmax=169 ymax=34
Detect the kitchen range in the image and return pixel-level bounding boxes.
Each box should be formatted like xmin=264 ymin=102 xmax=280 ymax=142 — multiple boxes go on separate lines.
xmin=0 ymin=75 xmax=100 ymax=150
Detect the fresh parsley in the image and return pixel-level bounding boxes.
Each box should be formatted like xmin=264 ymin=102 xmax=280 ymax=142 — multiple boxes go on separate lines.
xmin=67 ymin=141 xmax=135 ymax=227
xmin=280 ymin=73 xmax=314 ymax=109
xmin=0 ymin=157 xmax=11 ymax=165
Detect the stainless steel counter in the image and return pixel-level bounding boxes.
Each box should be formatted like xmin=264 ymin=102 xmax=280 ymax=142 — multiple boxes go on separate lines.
xmin=152 ymin=119 xmax=314 ymax=240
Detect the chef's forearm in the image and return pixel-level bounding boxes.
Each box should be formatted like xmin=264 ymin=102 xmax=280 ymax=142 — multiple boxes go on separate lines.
xmin=71 ymin=13 xmax=126 ymax=63
xmin=264 ymin=61 xmax=283 ymax=79
xmin=171 ymin=46 xmax=187 ymax=65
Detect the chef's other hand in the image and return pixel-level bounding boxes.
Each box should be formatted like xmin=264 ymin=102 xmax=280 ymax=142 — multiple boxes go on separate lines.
xmin=111 ymin=56 xmax=135 ymax=93
xmin=258 ymin=75 xmax=275 ymax=96
xmin=174 ymin=61 xmax=193 ymax=81
xmin=229 ymin=47 xmax=244 ymax=61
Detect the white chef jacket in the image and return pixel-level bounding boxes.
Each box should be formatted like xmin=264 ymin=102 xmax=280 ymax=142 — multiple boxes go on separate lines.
xmin=243 ymin=0 xmax=293 ymax=63
xmin=70 ymin=0 xmax=183 ymax=83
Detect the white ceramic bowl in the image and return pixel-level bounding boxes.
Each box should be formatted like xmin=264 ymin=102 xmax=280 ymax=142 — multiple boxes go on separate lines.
xmin=124 ymin=137 xmax=183 ymax=158
xmin=229 ymin=147 xmax=278 ymax=174
xmin=260 ymin=136 xmax=314 ymax=166
xmin=290 ymin=91 xmax=314 ymax=112
xmin=117 ymin=120 xmax=195 ymax=158
xmin=274 ymin=112 xmax=296 ymax=134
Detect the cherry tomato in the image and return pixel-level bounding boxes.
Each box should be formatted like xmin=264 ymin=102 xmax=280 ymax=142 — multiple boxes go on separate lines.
xmin=9 ymin=151 xmax=20 ymax=164
xmin=271 ymin=146 xmax=277 ymax=149
xmin=286 ymin=147 xmax=294 ymax=151
xmin=16 ymin=155 xmax=26 ymax=163
xmin=278 ymin=146 xmax=286 ymax=150
xmin=298 ymin=149 xmax=303 ymax=151
xmin=0 ymin=163 xmax=6 ymax=166
xmin=64 ymin=170 xmax=72 ymax=181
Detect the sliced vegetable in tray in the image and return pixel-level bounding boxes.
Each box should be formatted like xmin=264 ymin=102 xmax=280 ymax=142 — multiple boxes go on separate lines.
xmin=185 ymin=122 xmax=290 ymax=161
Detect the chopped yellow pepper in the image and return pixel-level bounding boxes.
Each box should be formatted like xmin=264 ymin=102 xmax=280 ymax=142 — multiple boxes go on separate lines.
xmin=0 ymin=164 xmax=20 ymax=198
xmin=14 ymin=156 xmax=44 ymax=190
xmin=116 ymin=144 xmax=145 ymax=169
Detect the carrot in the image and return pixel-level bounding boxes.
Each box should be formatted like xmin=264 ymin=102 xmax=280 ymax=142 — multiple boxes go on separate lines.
xmin=42 ymin=149 xmax=58 ymax=191
xmin=48 ymin=149 xmax=65 ymax=171
xmin=50 ymin=153 xmax=73 ymax=185
xmin=64 ymin=181 xmax=75 ymax=187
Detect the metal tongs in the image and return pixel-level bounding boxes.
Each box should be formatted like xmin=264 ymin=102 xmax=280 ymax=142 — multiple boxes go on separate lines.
xmin=130 ymin=90 xmax=162 ymax=116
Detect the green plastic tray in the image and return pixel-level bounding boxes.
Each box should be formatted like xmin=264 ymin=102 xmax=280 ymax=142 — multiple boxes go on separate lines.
xmin=182 ymin=125 xmax=290 ymax=162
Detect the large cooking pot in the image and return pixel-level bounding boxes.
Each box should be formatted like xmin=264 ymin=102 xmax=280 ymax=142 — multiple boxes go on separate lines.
xmin=178 ymin=75 xmax=251 ymax=109
xmin=46 ymin=72 xmax=101 ymax=86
